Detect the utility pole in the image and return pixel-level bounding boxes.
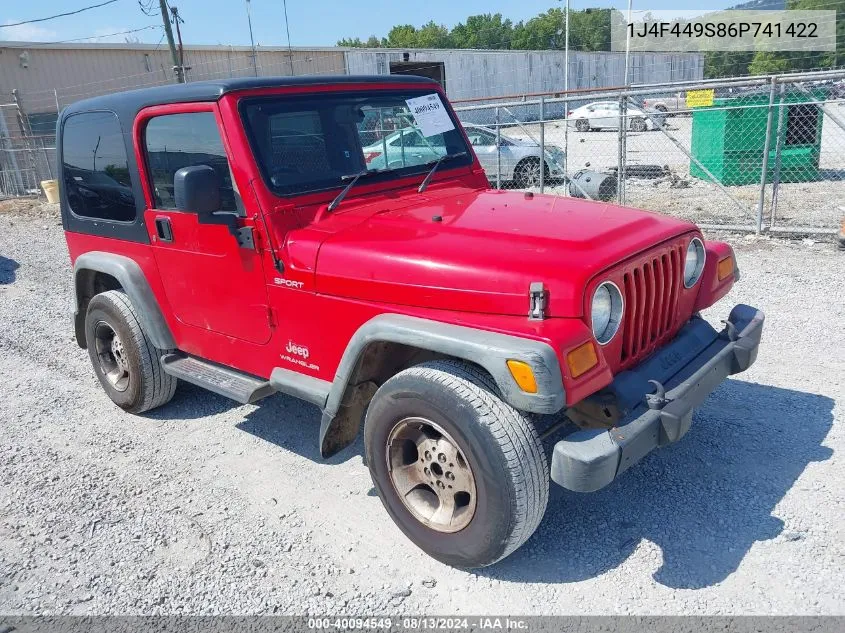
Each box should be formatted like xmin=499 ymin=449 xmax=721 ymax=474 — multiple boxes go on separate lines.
xmin=245 ymin=0 xmax=258 ymax=77
xmin=170 ymin=5 xmax=189 ymax=81
xmin=624 ymin=0 xmax=632 ymax=86
xmin=564 ymin=0 xmax=569 ymax=95
xmin=158 ymin=0 xmax=184 ymax=83
xmin=563 ymin=0 xmax=570 ymax=196
xmin=283 ymin=0 xmax=295 ymax=75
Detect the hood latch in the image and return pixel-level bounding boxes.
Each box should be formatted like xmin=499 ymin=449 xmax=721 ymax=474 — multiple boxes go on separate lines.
xmin=528 ymin=282 xmax=547 ymax=321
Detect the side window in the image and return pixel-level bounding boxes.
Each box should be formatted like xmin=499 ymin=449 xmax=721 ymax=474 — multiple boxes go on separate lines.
xmin=144 ymin=112 xmax=240 ymax=213
xmin=405 ymin=130 xmax=446 ymax=148
xmin=62 ymin=111 xmax=136 ymax=222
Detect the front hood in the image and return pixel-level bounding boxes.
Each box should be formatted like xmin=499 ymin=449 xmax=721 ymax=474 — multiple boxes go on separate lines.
xmin=315 ymin=189 xmax=697 ymax=317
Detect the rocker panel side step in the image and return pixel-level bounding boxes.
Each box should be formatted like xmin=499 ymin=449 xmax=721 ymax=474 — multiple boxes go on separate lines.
xmin=160 ymin=353 xmax=275 ymax=404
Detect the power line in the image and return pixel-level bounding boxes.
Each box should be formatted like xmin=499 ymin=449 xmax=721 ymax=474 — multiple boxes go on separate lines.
xmin=1 ymin=0 xmax=119 ymax=29
xmin=24 ymin=25 xmax=162 ymax=46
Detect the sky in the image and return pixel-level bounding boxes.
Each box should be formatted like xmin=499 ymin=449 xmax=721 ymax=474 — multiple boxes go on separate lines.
xmin=2 ymin=0 xmax=741 ymax=48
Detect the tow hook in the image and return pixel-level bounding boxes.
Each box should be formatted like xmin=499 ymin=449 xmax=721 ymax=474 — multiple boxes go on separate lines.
xmin=645 ymin=379 xmax=670 ymax=410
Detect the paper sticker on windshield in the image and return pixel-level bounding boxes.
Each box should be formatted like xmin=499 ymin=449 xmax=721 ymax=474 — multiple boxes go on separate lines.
xmin=405 ymin=93 xmax=455 ymax=137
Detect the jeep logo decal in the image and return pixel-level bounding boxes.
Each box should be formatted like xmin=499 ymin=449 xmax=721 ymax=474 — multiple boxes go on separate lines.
xmin=285 ymin=340 xmax=310 ymax=360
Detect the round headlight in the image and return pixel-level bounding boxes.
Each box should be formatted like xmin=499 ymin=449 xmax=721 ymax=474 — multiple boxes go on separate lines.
xmin=591 ymin=281 xmax=624 ymax=345
xmin=684 ymin=237 xmax=706 ymax=288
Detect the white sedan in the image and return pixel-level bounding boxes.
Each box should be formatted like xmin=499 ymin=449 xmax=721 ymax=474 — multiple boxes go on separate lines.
xmin=567 ymin=101 xmax=666 ymax=132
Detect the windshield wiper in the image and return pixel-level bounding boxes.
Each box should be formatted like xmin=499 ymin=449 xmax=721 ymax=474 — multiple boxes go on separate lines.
xmin=327 ymin=169 xmax=385 ymax=212
xmin=417 ymin=152 xmax=468 ymax=193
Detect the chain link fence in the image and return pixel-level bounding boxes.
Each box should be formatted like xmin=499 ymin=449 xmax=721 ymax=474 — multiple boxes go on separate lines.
xmin=3 ymin=69 xmax=845 ymax=234
xmin=452 ymin=69 xmax=845 ymax=235
xmin=0 ymin=98 xmax=57 ymax=197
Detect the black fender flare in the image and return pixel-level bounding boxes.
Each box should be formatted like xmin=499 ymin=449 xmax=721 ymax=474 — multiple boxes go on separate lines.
xmin=73 ymin=251 xmax=176 ymax=350
xmin=316 ymin=314 xmax=565 ymax=457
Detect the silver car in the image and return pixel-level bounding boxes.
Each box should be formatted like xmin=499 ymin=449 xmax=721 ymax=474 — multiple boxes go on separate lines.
xmin=362 ymin=124 xmax=566 ymax=187
xmin=464 ymin=124 xmax=566 ymax=186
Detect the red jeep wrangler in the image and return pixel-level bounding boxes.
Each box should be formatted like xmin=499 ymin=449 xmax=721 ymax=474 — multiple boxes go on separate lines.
xmin=58 ymin=76 xmax=764 ymax=568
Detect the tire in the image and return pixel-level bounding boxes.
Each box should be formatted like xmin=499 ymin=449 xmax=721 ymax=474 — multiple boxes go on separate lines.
xmin=84 ymin=290 xmax=177 ymax=414
xmin=630 ymin=117 xmax=647 ymax=132
xmin=364 ymin=359 xmax=549 ymax=568
xmin=575 ymin=118 xmax=590 ymax=132
xmin=513 ymin=157 xmax=548 ymax=189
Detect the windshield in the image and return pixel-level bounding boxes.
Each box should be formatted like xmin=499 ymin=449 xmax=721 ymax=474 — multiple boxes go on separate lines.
xmin=240 ymin=89 xmax=472 ymax=197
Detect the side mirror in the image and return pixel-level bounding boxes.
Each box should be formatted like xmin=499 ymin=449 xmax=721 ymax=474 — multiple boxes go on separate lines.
xmin=174 ymin=165 xmax=220 ymax=214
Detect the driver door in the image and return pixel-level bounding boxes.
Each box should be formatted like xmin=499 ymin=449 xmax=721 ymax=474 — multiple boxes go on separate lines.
xmin=139 ymin=104 xmax=271 ymax=345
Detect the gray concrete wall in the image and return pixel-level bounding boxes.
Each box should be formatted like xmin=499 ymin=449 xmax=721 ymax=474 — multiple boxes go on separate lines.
xmin=344 ymin=49 xmax=704 ymax=102
xmin=0 ymin=43 xmax=346 ymax=113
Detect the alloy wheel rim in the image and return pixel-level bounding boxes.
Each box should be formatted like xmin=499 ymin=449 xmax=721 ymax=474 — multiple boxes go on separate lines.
xmin=520 ymin=161 xmax=542 ymax=187
xmin=386 ymin=416 xmax=477 ymax=533
xmin=94 ymin=321 xmax=130 ymax=392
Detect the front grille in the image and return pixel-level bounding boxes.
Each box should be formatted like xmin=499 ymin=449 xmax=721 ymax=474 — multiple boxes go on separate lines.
xmin=620 ymin=244 xmax=685 ymax=364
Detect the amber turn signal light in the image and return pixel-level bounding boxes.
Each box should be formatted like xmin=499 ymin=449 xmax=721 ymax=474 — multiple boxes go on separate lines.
xmin=506 ymin=360 xmax=538 ymax=393
xmin=566 ymin=341 xmax=598 ymax=379
xmin=717 ymin=256 xmax=735 ymax=281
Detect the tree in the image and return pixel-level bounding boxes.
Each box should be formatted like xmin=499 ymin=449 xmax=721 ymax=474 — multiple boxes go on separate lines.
xmin=338 ymin=36 xmax=382 ymax=48
xmin=450 ymin=14 xmax=513 ymax=49
xmin=383 ymin=24 xmax=419 ymax=48
xmin=337 ymin=37 xmax=364 ymax=47
xmin=704 ymin=51 xmax=755 ymax=78
xmin=415 ymin=21 xmax=452 ymax=48
xmin=510 ymin=9 xmax=565 ymax=50
xmin=747 ymin=52 xmax=793 ymax=75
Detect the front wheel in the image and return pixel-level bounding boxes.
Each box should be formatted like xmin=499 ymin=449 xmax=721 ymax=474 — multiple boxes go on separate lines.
xmin=514 ymin=157 xmax=548 ymax=188
xmin=364 ymin=360 xmax=549 ymax=568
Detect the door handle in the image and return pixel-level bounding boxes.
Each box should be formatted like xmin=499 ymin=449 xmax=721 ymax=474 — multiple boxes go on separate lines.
xmin=155 ymin=217 xmax=173 ymax=242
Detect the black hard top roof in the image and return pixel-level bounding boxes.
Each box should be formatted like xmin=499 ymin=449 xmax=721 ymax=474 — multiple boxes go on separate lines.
xmin=62 ymin=74 xmax=439 ymax=118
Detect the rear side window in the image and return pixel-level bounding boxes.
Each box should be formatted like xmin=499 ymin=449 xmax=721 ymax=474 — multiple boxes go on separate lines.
xmin=62 ymin=111 xmax=136 ymax=222
xmin=143 ymin=112 xmax=240 ymax=212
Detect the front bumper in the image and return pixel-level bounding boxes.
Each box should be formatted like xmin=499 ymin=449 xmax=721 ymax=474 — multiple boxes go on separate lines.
xmin=551 ymin=304 xmax=764 ymax=493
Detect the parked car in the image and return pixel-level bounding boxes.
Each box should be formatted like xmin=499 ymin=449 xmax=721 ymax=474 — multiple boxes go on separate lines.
xmin=58 ymin=75 xmax=762 ymax=569
xmin=642 ymin=91 xmax=686 ymax=115
xmin=568 ymin=101 xmax=666 ymax=132
xmin=363 ymin=123 xmax=566 ymax=187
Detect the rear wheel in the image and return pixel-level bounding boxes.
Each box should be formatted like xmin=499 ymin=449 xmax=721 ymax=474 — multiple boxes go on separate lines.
xmin=84 ymin=290 xmax=177 ymax=414
xmin=575 ymin=118 xmax=590 ymax=132
xmin=364 ymin=359 xmax=549 ymax=568
xmin=630 ymin=117 xmax=647 ymax=132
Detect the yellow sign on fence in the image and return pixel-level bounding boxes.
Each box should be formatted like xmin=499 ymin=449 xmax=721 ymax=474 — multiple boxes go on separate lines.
xmin=686 ymin=89 xmax=715 ymax=108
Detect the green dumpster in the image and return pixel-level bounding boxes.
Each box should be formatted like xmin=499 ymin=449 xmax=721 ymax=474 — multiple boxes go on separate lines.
xmin=690 ymin=89 xmax=826 ymax=186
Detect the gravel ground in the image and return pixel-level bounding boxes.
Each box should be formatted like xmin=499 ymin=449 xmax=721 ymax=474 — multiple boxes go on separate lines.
xmin=1 ymin=200 xmax=844 ymax=616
